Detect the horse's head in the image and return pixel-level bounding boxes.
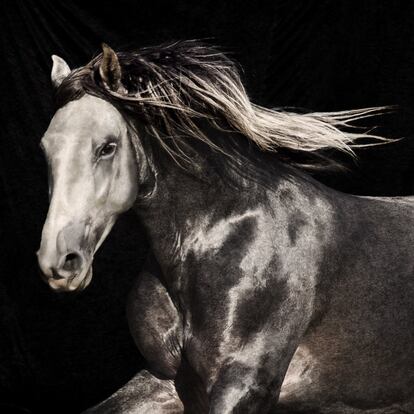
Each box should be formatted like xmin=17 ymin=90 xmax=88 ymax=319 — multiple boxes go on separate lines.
xmin=37 ymin=47 xmax=139 ymax=292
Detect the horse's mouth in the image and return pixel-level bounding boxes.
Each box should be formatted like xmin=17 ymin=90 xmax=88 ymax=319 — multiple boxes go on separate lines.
xmin=47 ymin=265 xmax=93 ymax=292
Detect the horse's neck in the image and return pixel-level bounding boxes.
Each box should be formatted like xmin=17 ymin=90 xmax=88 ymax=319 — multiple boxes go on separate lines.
xmin=134 ymin=155 xmax=343 ymax=274
xmin=134 ymin=160 xmax=222 ymax=265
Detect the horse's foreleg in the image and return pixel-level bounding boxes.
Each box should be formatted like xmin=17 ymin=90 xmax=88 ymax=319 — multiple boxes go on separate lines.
xmin=207 ymin=358 xmax=284 ymax=414
xmin=83 ymin=369 xmax=183 ymax=414
xmin=207 ymin=304 xmax=312 ymax=413
xmin=84 ymin=254 xmax=186 ymax=413
xmin=127 ymin=254 xmax=184 ymax=378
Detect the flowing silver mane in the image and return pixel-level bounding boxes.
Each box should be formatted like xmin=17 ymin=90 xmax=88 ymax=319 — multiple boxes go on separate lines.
xmin=56 ymin=40 xmax=390 ymax=169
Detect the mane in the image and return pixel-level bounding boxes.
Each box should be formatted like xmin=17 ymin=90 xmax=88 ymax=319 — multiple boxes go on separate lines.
xmin=55 ymin=40 xmax=390 ymax=171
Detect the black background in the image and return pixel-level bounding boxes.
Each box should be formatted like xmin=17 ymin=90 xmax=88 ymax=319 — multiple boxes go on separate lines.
xmin=2 ymin=1 xmax=414 ymax=413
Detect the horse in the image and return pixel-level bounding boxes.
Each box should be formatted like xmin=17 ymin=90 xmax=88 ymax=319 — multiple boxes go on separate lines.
xmin=37 ymin=41 xmax=414 ymax=413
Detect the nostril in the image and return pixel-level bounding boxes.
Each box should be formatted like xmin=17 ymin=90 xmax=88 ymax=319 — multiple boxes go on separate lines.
xmin=62 ymin=252 xmax=82 ymax=272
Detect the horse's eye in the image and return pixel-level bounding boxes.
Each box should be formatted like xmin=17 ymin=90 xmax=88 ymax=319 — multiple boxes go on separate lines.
xmin=99 ymin=142 xmax=117 ymax=158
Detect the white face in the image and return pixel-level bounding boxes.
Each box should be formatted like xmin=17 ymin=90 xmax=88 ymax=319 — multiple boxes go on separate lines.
xmin=37 ymin=95 xmax=138 ymax=291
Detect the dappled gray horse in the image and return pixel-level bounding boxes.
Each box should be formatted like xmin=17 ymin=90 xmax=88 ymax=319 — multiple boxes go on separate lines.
xmin=37 ymin=41 xmax=414 ymax=413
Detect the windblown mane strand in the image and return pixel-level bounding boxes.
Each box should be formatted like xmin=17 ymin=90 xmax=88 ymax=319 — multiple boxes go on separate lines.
xmin=55 ymin=40 xmax=390 ymax=171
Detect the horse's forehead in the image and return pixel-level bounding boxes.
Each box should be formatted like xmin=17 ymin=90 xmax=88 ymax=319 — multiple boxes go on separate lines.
xmin=43 ymin=95 xmax=124 ymax=149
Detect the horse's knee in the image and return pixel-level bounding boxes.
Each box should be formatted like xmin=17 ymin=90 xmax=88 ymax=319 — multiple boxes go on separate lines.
xmin=127 ymin=267 xmax=183 ymax=378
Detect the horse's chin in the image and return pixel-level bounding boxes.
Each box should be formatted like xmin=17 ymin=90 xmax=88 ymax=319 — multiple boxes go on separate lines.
xmin=48 ymin=265 xmax=93 ymax=293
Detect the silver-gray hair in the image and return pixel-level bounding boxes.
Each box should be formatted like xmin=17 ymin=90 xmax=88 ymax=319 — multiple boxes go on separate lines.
xmin=56 ymin=40 xmax=391 ymax=170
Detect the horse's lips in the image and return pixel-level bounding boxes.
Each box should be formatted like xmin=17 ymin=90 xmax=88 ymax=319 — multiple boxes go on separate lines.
xmin=48 ymin=265 xmax=93 ymax=292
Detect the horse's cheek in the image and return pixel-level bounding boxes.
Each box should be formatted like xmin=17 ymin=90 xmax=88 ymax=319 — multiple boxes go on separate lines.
xmin=105 ymin=158 xmax=137 ymax=213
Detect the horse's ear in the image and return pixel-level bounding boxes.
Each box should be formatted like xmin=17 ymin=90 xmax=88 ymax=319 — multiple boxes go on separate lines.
xmin=99 ymin=43 xmax=123 ymax=92
xmin=51 ymin=55 xmax=71 ymax=88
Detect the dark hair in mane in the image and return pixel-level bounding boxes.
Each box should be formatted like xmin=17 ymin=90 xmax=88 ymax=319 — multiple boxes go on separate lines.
xmin=55 ymin=40 xmax=389 ymax=171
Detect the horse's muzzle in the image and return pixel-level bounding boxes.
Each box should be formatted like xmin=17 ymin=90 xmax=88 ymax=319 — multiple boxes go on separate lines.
xmin=37 ymin=246 xmax=92 ymax=292
xmin=37 ymin=218 xmax=97 ymax=292
xmin=37 ymin=253 xmax=93 ymax=292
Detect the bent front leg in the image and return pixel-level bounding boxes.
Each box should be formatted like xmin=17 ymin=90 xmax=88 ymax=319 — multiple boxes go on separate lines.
xmin=127 ymin=253 xmax=183 ymax=379
xmin=85 ymin=254 xmax=185 ymax=414
xmin=83 ymin=369 xmax=183 ymax=414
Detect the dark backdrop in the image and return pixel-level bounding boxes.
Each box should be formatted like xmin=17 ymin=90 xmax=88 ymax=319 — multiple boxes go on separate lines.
xmin=2 ymin=1 xmax=414 ymax=413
